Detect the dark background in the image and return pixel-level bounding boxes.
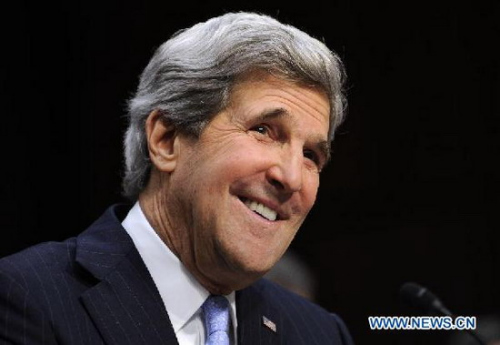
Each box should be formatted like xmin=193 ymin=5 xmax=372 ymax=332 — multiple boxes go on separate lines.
xmin=1 ymin=1 xmax=498 ymax=344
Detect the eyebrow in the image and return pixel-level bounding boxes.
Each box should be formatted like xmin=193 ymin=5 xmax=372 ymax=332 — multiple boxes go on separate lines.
xmin=255 ymin=107 xmax=290 ymax=122
xmin=256 ymin=107 xmax=332 ymax=164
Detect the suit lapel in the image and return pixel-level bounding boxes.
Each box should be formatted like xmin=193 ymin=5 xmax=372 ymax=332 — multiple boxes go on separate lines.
xmin=236 ymin=283 xmax=282 ymax=345
xmin=76 ymin=205 xmax=178 ymax=345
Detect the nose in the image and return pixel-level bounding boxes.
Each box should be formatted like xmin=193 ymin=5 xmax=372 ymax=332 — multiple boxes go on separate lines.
xmin=266 ymin=148 xmax=303 ymax=194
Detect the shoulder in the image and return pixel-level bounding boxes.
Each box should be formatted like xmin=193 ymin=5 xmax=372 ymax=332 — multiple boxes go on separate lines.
xmin=247 ymin=279 xmax=354 ymax=344
xmin=0 ymin=238 xmax=84 ymax=302
xmin=0 ymin=239 xmax=78 ymax=283
xmin=0 ymin=205 xmax=134 ymax=344
xmin=0 ymin=240 xmax=82 ymax=344
xmin=0 ymin=203 xmax=132 ymax=292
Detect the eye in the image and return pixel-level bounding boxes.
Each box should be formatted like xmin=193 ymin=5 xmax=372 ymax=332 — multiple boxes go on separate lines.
xmin=303 ymin=149 xmax=321 ymax=168
xmin=250 ymin=124 xmax=270 ymax=135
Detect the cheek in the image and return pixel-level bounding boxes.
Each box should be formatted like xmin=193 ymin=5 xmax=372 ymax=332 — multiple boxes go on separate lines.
xmin=301 ymin=174 xmax=320 ymax=211
xmin=209 ymin=143 xmax=270 ymax=179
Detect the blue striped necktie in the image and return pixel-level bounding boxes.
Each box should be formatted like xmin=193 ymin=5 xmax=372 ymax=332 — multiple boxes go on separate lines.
xmin=202 ymin=295 xmax=231 ymax=345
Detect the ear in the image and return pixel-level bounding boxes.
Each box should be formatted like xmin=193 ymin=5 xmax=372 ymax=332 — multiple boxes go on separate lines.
xmin=145 ymin=109 xmax=181 ymax=173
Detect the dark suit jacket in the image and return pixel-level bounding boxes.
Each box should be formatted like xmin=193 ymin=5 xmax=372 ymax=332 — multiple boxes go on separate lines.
xmin=0 ymin=205 xmax=354 ymax=345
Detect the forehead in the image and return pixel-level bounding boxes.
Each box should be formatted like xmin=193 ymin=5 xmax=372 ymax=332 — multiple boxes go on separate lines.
xmin=227 ymin=74 xmax=331 ymax=132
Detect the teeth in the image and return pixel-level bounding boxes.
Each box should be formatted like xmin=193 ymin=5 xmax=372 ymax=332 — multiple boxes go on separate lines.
xmin=244 ymin=199 xmax=278 ymax=221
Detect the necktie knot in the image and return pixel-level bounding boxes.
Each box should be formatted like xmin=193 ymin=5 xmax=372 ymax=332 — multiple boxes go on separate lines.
xmin=202 ymin=295 xmax=230 ymax=345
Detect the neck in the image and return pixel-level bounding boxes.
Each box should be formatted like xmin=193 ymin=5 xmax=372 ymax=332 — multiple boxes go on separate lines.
xmin=138 ymin=173 xmax=258 ymax=294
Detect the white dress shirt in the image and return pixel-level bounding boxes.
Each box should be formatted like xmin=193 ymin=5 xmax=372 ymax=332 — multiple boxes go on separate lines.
xmin=122 ymin=202 xmax=237 ymax=344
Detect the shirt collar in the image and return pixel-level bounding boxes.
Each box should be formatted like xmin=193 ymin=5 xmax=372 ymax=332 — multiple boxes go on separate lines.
xmin=121 ymin=202 xmax=237 ymax=333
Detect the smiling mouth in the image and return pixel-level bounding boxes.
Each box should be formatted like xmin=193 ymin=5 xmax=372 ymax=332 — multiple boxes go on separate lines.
xmin=240 ymin=197 xmax=279 ymax=221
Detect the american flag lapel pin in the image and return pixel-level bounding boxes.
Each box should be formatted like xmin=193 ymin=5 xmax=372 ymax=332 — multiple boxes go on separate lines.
xmin=262 ymin=316 xmax=277 ymax=333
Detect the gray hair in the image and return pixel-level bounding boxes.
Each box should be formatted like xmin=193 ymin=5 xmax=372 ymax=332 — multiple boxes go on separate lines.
xmin=123 ymin=12 xmax=346 ymax=200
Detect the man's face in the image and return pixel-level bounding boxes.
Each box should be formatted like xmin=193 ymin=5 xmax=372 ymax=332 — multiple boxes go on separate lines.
xmin=167 ymin=74 xmax=331 ymax=293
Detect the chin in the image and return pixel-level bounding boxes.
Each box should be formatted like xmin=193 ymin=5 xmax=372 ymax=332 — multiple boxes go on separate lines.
xmin=209 ymin=255 xmax=277 ymax=293
xmin=227 ymin=252 xmax=278 ymax=277
xmin=214 ymin=238 xmax=284 ymax=286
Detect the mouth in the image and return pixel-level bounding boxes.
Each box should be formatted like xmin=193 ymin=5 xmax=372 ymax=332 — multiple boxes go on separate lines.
xmin=239 ymin=197 xmax=280 ymax=222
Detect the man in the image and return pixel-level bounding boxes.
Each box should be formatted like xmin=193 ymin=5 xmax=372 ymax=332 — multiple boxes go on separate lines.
xmin=0 ymin=12 xmax=353 ymax=344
